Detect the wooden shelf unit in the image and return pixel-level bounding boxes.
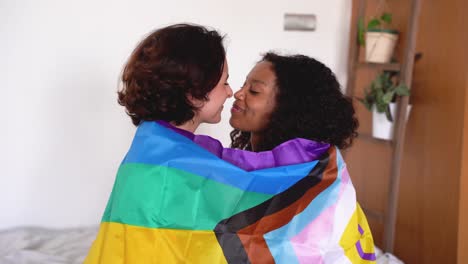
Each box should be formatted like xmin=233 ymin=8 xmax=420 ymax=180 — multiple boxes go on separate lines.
xmin=345 ymin=0 xmax=422 ymax=254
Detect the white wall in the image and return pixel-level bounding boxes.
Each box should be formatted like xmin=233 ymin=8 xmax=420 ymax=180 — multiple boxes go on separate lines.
xmin=0 ymin=0 xmax=351 ymax=229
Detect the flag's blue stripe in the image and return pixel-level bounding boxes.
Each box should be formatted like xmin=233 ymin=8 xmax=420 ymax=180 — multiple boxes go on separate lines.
xmin=122 ymin=122 xmax=318 ymax=195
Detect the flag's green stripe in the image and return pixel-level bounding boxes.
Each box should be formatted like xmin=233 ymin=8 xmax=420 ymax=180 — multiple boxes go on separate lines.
xmin=102 ymin=163 xmax=273 ymax=230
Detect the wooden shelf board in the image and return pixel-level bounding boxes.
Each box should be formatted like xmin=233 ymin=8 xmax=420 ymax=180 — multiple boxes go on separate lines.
xmin=357 ymin=62 xmax=401 ymax=72
xmin=358 ymin=133 xmax=394 ymax=145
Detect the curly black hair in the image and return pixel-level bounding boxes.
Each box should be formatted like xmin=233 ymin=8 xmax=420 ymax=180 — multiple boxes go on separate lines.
xmin=230 ymin=52 xmax=358 ymax=151
xmin=118 ymin=23 xmax=226 ymax=126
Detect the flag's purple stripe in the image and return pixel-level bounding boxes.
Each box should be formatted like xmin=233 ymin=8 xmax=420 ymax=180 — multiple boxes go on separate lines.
xmin=358 ymin=224 xmax=364 ymax=235
xmin=355 ymin=240 xmax=377 ymax=261
xmin=157 ymin=120 xmax=330 ymax=171
xmin=157 ymin=120 xmax=196 ymax=140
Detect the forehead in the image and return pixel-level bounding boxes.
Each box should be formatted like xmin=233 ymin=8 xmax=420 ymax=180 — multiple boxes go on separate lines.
xmin=247 ymin=61 xmax=276 ymax=85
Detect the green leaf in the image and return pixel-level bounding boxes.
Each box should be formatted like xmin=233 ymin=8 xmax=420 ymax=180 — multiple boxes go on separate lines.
xmin=385 ymin=106 xmax=393 ymax=122
xmin=365 ymin=91 xmax=375 ymax=101
xmin=367 ymin=19 xmax=381 ymax=30
xmin=381 ymin=13 xmax=392 ymax=24
xmin=381 ymin=73 xmax=391 ymax=87
xmin=374 ymin=74 xmax=384 ymax=90
xmin=394 ymin=84 xmax=410 ymax=96
xmin=382 ymin=91 xmax=395 ymax=104
xmin=376 ymin=87 xmax=385 ymax=102
xmin=358 ymin=97 xmax=373 ymax=111
xmin=376 ymin=101 xmax=387 ymax=113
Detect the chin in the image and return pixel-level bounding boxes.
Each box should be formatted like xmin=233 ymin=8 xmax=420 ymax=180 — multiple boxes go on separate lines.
xmin=229 ymin=120 xmax=255 ymax=132
xmin=207 ymin=116 xmax=222 ymax=124
xmin=229 ymin=119 xmax=242 ymax=130
xmin=228 ymin=117 xmax=236 ymax=128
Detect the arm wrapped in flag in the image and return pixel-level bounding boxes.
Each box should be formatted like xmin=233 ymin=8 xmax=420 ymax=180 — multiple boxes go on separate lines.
xmin=85 ymin=122 xmax=375 ymax=264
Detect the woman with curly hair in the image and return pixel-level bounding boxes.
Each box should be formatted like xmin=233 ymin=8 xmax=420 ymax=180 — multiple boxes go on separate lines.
xmin=223 ymin=53 xmax=376 ymax=263
xmin=230 ymin=52 xmax=358 ymax=151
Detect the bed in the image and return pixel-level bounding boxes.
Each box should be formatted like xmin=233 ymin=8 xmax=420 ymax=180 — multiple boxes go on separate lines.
xmin=0 ymin=226 xmax=403 ymax=264
xmin=0 ymin=226 xmax=97 ymax=264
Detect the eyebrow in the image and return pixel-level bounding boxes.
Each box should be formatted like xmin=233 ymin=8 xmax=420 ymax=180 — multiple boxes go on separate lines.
xmin=250 ymin=79 xmax=268 ymax=86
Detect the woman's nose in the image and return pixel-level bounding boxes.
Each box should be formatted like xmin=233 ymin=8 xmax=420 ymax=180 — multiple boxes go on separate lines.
xmin=234 ymin=89 xmax=244 ymax=100
xmin=226 ymin=85 xmax=233 ymax=98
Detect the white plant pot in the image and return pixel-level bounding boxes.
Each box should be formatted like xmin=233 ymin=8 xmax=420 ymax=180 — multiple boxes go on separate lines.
xmin=372 ymin=103 xmax=412 ymax=140
xmin=365 ymin=31 xmax=399 ymax=63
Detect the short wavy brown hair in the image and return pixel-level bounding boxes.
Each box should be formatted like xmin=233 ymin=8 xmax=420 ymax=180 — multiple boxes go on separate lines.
xmin=230 ymin=52 xmax=358 ymax=151
xmin=118 ymin=23 xmax=226 ymax=126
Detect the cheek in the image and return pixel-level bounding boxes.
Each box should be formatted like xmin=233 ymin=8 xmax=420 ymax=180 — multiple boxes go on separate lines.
xmin=243 ymin=103 xmax=273 ymax=129
xmin=250 ymin=98 xmax=275 ymax=118
xmin=207 ymin=91 xmax=226 ymax=109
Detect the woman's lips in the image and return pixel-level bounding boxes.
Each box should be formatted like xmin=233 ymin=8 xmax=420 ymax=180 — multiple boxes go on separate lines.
xmin=231 ymin=104 xmax=244 ymax=113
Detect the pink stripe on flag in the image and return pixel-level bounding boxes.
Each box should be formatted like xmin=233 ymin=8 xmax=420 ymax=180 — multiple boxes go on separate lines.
xmin=290 ymin=168 xmax=351 ymax=264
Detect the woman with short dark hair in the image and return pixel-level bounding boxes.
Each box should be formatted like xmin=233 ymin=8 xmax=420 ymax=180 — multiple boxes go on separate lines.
xmin=118 ymin=23 xmax=232 ymax=130
xmin=85 ymin=23 xmax=234 ymax=263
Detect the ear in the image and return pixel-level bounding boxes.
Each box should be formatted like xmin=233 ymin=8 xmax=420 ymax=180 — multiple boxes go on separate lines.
xmin=187 ymin=94 xmax=205 ymax=108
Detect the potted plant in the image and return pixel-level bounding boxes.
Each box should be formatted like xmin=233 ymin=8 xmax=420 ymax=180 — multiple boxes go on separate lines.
xmin=358 ymin=12 xmax=399 ymax=63
xmin=359 ymin=71 xmax=411 ymax=140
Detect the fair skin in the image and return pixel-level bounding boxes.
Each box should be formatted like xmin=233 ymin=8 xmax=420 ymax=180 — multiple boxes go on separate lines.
xmin=176 ymin=60 xmax=233 ymax=133
xmin=229 ymin=61 xmax=278 ymax=151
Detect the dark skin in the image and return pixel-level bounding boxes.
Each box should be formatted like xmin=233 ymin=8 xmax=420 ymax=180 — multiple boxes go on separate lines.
xmin=229 ymin=61 xmax=278 ymax=151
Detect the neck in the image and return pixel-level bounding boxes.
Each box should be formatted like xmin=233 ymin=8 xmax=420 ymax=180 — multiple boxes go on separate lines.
xmin=250 ymin=133 xmax=262 ymax=152
xmin=172 ymin=119 xmax=200 ymax=133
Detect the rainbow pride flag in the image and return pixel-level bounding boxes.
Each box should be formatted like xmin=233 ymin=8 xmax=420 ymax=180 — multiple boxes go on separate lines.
xmin=85 ymin=121 xmax=375 ymax=263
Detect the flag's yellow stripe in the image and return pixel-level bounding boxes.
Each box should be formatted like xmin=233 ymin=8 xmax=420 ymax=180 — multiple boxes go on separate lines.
xmin=340 ymin=204 xmax=376 ymax=263
xmin=85 ymin=222 xmax=228 ymax=264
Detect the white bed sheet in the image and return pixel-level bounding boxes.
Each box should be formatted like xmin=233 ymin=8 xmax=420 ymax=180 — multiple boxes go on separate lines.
xmin=0 ymin=226 xmax=98 ymax=264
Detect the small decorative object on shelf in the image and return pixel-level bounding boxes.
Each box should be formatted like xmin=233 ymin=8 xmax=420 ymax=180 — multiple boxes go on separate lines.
xmin=358 ymin=12 xmax=399 ymax=63
xmin=359 ymin=71 xmax=411 ymax=140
